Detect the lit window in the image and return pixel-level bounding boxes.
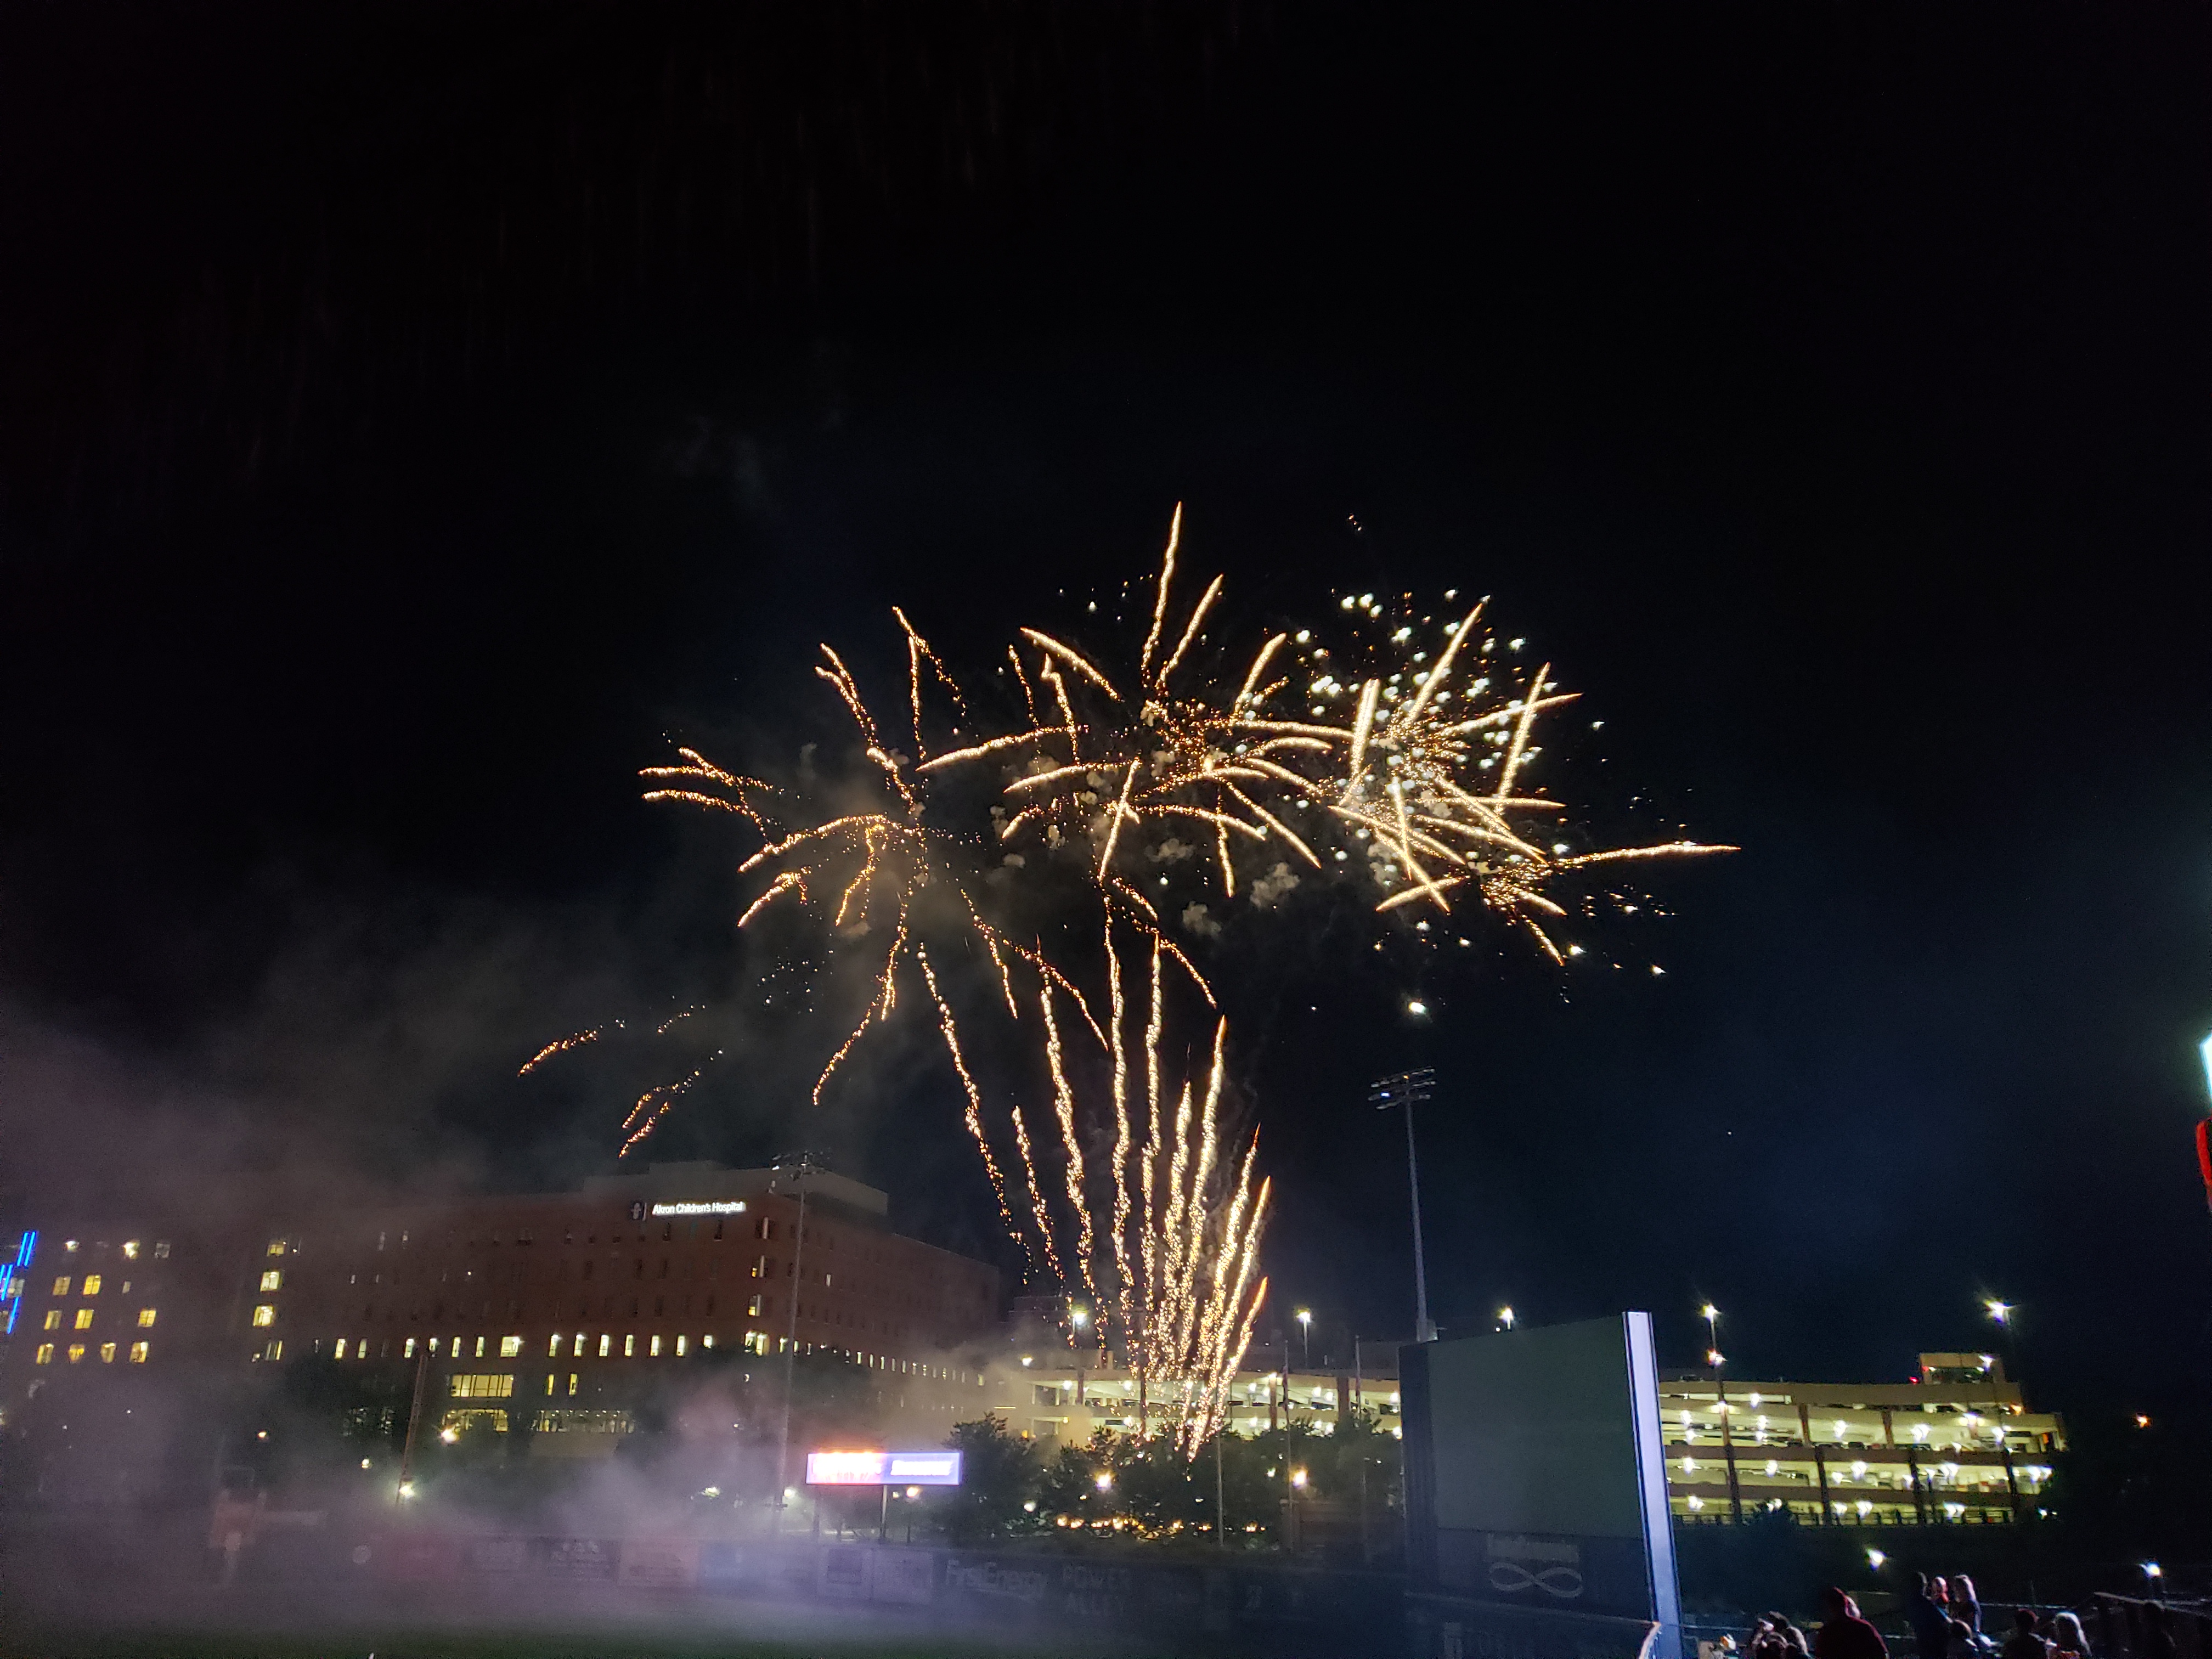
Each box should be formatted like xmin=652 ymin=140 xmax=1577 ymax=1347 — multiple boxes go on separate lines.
xmin=701 ymin=1334 xmax=714 ymax=1350
xmin=473 ymin=1336 xmax=486 ymax=1358
xmin=42 ymin=1311 xmax=59 ymax=1331
xmin=122 ymin=1241 xmax=140 ymax=1260
xmin=50 ymin=1277 xmax=70 ymax=1296
xmin=267 ymin=1239 xmax=287 ymax=1257
xmin=567 ymin=1373 xmax=579 ymax=1396
xmin=261 ymin=1271 xmax=283 ymax=1292
xmin=73 ymin=1310 xmax=94 ymax=1330
xmin=448 ymin=1373 xmax=516 ymax=1399
xmin=624 ymin=1334 xmax=636 ymax=1357
xmin=649 ymin=1335 xmax=662 ymax=1357
xmin=99 ymin=1343 xmax=116 ymax=1364
xmin=81 ymin=1274 xmax=101 ymax=1295
xmin=572 ymin=1331 xmax=584 ymax=1355
xmin=598 ymin=1333 xmax=611 ymax=1357
xmin=548 ymin=1334 xmax=563 ymax=1358
xmin=544 ymin=1374 xmax=556 ymax=1397
xmin=64 ymin=1241 xmax=77 ymax=1254
xmin=357 ymin=1336 xmax=369 ymax=1357
xmin=153 ymin=1242 xmax=170 ymax=1259
xmin=67 ymin=1344 xmax=85 ymax=1364
xmin=335 ymin=1339 xmax=348 ymax=1359
xmin=499 ymin=1336 xmax=522 ymax=1358
xmin=129 ymin=1342 xmax=149 ymax=1364
xmin=33 ymin=1344 xmax=53 ymax=1365
xmin=263 ymin=1340 xmax=283 ymax=1361
xmin=252 ymin=1305 xmax=276 ymax=1327
xmin=675 ymin=1335 xmax=687 ymax=1356
xmin=404 ymin=1338 xmax=417 ymax=1358
xmin=137 ymin=1308 xmax=156 ymax=1328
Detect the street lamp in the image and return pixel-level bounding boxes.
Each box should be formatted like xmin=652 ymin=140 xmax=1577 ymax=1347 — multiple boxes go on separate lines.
xmin=1498 ymin=1306 xmax=1515 ymax=1331
xmin=1370 ymin=1069 xmax=1438 ymax=1343
xmin=1295 ymin=1308 xmax=1312 ymax=1370
xmin=1701 ymin=1305 xmax=1722 ymax=1371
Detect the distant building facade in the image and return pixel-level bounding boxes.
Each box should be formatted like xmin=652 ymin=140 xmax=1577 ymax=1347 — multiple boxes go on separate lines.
xmin=1 ymin=1161 xmax=1002 ymax=1487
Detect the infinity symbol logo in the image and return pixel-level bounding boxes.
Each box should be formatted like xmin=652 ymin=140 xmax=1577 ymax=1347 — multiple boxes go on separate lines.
xmin=1488 ymin=1562 xmax=1585 ymax=1599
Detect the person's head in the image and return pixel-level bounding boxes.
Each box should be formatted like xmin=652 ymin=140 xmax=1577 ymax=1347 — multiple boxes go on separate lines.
xmin=1934 ymin=1577 xmax=1953 ymax=1603
xmin=1948 ymin=1619 xmax=1977 ymax=1653
xmin=1954 ymin=1577 xmax=1978 ymax=1606
xmin=1767 ymin=1613 xmax=1797 ymax=1635
xmin=2015 ymin=1610 xmax=2039 ymax=1635
xmin=2051 ymin=1612 xmax=2087 ymax=1651
xmin=1824 ymin=1588 xmax=1853 ymax=1621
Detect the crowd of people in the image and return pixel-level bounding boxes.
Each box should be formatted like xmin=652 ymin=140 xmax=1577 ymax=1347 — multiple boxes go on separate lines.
xmin=1740 ymin=1575 xmax=2111 ymax=1659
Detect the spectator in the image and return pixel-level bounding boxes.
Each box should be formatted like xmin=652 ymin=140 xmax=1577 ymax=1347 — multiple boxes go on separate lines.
xmin=1909 ymin=1575 xmax=1957 ymax=1659
xmin=2049 ymin=1612 xmax=2090 ymax=1659
xmin=1947 ymin=1618 xmax=1982 ymax=1659
xmin=1952 ymin=1577 xmax=1983 ymax=1637
xmin=2000 ymin=1607 xmax=2050 ymax=1659
xmin=1767 ymin=1611 xmax=1813 ymax=1657
xmin=1817 ymin=1587 xmax=1891 ymax=1659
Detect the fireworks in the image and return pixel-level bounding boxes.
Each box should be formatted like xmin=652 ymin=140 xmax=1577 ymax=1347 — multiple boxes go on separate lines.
xmin=541 ymin=504 xmax=1729 ymax=1451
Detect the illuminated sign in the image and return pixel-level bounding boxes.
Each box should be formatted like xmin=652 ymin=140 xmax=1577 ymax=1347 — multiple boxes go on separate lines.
xmin=649 ymin=1201 xmax=749 ymax=1217
xmin=805 ymin=1451 xmax=963 ymax=1487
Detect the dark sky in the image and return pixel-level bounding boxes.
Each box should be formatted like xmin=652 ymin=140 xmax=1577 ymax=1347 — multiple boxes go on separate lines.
xmin=3 ymin=5 xmax=2208 ymax=1421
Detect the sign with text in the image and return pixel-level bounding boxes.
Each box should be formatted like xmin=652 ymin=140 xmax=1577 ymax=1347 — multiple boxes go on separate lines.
xmin=805 ymin=1450 xmax=963 ymax=1486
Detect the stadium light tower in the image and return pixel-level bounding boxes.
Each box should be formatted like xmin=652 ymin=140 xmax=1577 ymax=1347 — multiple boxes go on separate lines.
xmin=1370 ymin=1068 xmax=1438 ymax=1343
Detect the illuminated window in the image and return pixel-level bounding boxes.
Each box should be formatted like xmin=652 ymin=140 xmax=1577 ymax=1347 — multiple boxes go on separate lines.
xmin=82 ymin=1274 xmax=101 ymax=1295
xmin=548 ymin=1334 xmax=563 ymax=1357
xmin=623 ymin=1334 xmax=635 ymax=1357
xmin=448 ymin=1373 xmax=516 ymax=1399
xmin=261 ymin=1271 xmax=283 ymax=1293
xmin=499 ymin=1336 xmax=522 ymax=1358
xmin=123 ymin=1241 xmax=140 ymax=1260
xmin=648 ymin=1335 xmax=662 ymax=1357
xmin=153 ymin=1242 xmax=170 ymax=1259
xmin=744 ymin=1331 xmax=769 ymax=1355
xmin=567 ymin=1373 xmax=579 ymax=1396
xmin=50 ymin=1277 xmax=70 ymax=1296
xmin=403 ymin=1338 xmax=416 ymax=1358
xmin=73 ymin=1310 xmax=94 ymax=1330
xmin=67 ymin=1344 xmax=85 ymax=1364
xmin=473 ymin=1336 xmax=486 ymax=1358
xmin=137 ymin=1308 xmax=156 ymax=1328
xmin=335 ymin=1339 xmax=348 ymax=1359
xmin=252 ymin=1305 xmax=276 ymax=1327
xmin=357 ymin=1336 xmax=369 ymax=1357
xmin=572 ymin=1331 xmax=584 ymax=1355
xmin=42 ymin=1311 xmax=59 ymax=1331
xmin=267 ymin=1239 xmax=287 ymax=1256
xmin=675 ymin=1335 xmax=687 ymax=1356
xmin=129 ymin=1342 xmax=149 ymax=1364
xmin=598 ymin=1333 xmax=611 ymax=1357
xmin=262 ymin=1340 xmax=283 ymax=1361
xmin=748 ymin=1294 xmax=764 ymax=1317
xmin=544 ymin=1374 xmax=556 ymax=1396
xmin=99 ymin=1343 xmax=116 ymax=1364
xmin=34 ymin=1344 xmax=53 ymax=1365
xmin=701 ymin=1334 xmax=715 ymax=1350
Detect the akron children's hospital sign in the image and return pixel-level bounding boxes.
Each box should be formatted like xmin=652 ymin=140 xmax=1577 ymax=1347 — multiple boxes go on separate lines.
xmin=1401 ymin=1314 xmax=1681 ymax=1659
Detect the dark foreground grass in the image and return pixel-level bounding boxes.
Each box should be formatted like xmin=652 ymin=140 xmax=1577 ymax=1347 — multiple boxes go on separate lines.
xmin=0 ymin=1632 xmax=1167 ymax=1659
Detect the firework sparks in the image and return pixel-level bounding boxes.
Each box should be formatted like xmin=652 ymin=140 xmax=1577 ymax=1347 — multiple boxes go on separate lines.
xmin=517 ymin=1026 xmax=612 ymax=1076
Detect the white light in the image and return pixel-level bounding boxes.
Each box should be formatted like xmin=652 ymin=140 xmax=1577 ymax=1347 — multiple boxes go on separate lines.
xmin=2200 ymin=1033 xmax=2212 ymax=1102
xmin=1868 ymin=1549 xmax=1887 ymax=1569
xmin=1406 ymin=1000 xmax=1427 ymax=1016
xmin=1095 ymin=1472 xmax=1113 ymax=1491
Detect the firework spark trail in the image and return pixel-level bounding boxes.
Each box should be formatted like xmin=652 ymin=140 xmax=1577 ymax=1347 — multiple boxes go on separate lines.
xmin=518 ymin=1027 xmax=606 ymax=1076
xmin=1010 ymin=1104 xmax=1065 ymax=1288
xmin=917 ymin=945 xmax=1028 ymax=1273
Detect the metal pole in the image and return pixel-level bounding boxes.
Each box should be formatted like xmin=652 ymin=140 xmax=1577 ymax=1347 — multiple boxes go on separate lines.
xmin=1403 ymin=1101 xmax=1435 ymax=1343
xmin=395 ymin=1339 xmax=432 ymax=1504
xmin=1215 ymin=1423 xmax=1226 ymax=1551
xmin=772 ymin=1158 xmax=811 ymax=1536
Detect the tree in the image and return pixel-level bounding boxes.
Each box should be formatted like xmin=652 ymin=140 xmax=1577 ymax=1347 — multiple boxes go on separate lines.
xmin=933 ymin=1414 xmax=1041 ymax=1541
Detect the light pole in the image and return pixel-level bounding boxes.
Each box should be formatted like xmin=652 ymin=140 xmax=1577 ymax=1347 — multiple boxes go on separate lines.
xmin=770 ymin=1151 xmax=821 ymax=1538
xmin=1295 ymin=1308 xmax=1312 ymax=1372
xmin=1370 ymin=1069 xmax=1437 ymax=1343
xmin=1497 ymin=1306 xmax=1515 ymax=1331
xmin=1071 ymin=1304 xmax=1090 ymax=1425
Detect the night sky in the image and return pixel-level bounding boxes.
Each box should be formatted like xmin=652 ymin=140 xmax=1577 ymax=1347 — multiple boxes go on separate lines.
xmin=3 ymin=7 xmax=2208 ymax=1424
